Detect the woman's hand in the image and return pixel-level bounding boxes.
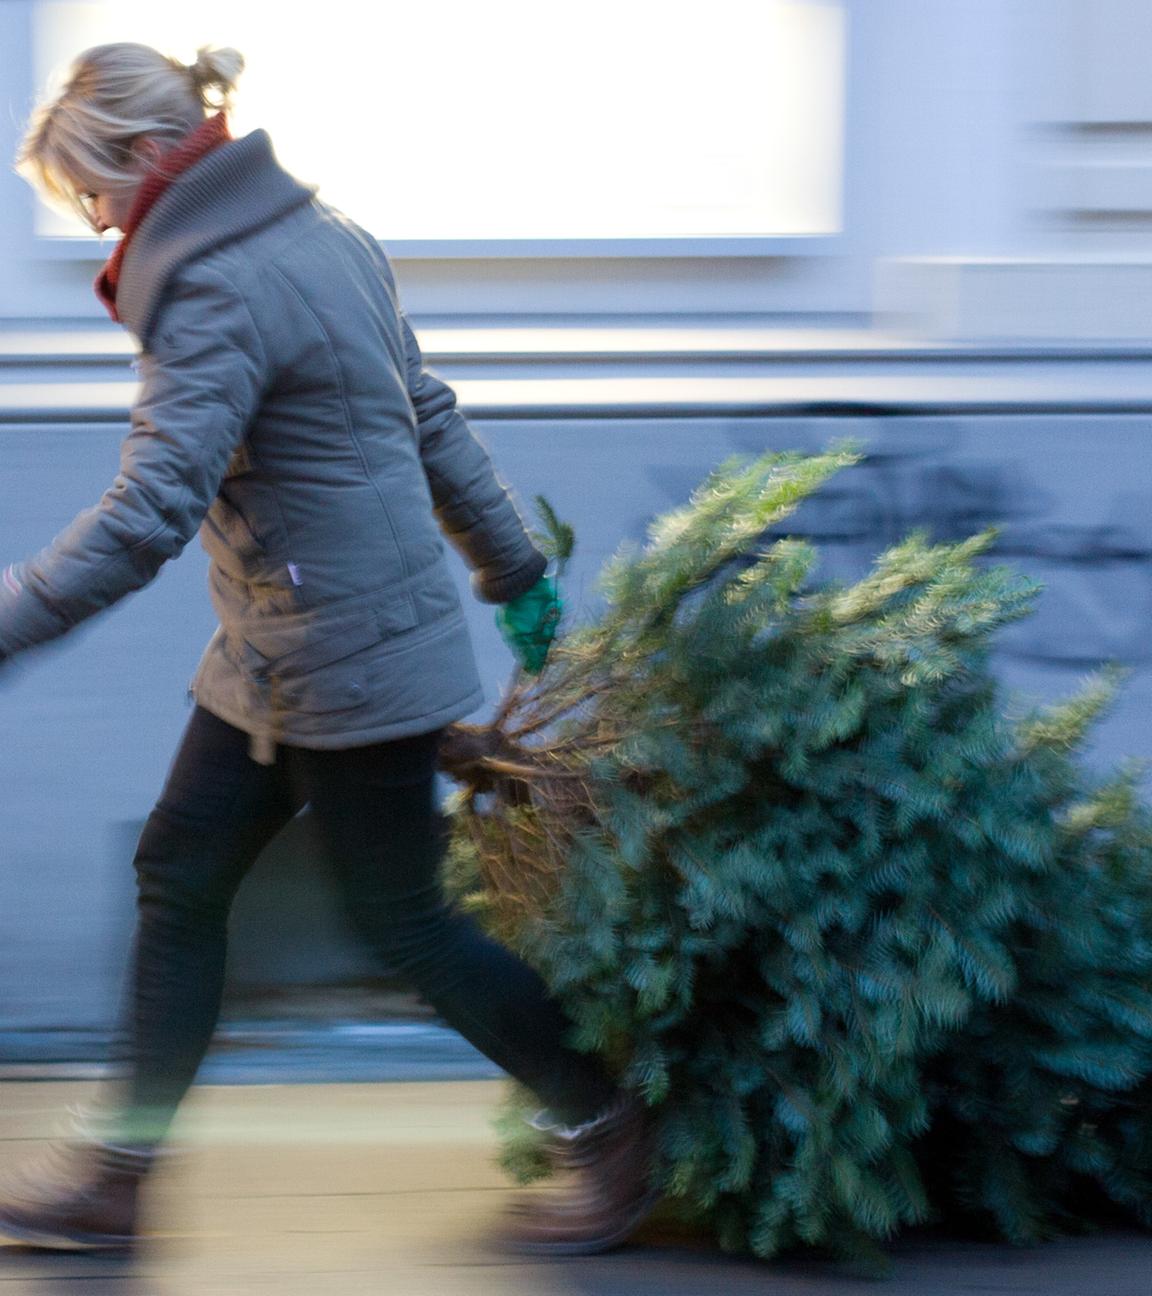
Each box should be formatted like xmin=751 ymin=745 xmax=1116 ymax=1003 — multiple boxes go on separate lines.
xmin=495 ymin=575 xmax=562 ymax=675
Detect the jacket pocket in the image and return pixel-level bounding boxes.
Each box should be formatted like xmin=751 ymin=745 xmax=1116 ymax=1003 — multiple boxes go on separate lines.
xmin=270 ymin=593 xmax=419 ymax=714
xmin=273 ymin=595 xmax=418 ymax=675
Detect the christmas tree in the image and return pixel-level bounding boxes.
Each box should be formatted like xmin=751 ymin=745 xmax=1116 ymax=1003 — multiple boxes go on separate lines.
xmin=438 ymin=446 xmax=1152 ymax=1276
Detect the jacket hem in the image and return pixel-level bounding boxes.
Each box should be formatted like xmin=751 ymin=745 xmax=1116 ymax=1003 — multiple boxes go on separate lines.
xmin=193 ymin=687 xmax=486 ymax=754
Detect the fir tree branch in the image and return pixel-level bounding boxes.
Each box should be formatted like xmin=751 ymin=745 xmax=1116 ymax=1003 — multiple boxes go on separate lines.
xmin=479 ymin=757 xmax=589 ymax=780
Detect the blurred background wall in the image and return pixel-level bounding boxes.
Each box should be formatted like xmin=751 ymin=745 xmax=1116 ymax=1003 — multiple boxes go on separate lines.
xmin=1 ymin=0 xmax=1150 ymax=1049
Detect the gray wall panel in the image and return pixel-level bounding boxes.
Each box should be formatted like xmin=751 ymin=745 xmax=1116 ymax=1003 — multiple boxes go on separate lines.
xmin=1 ymin=415 xmax=1150 ymax=1033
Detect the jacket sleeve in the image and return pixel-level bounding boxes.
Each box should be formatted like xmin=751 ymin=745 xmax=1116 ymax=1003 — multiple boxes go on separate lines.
xmin=0 ymin=267 xmax=266 ymax=659
xmin=400 ymin=313 xmax=546 ymax=604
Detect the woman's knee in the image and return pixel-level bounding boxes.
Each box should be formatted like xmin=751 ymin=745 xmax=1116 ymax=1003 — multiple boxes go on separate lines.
xmin=132 ymin=805 xmax=237 ymax=922
xmin=352 ymin=898 xmax=474 ymax=982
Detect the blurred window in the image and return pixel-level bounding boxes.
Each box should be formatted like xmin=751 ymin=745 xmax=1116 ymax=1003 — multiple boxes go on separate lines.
xmin=34 ymin=0 xmax=846 ymax=246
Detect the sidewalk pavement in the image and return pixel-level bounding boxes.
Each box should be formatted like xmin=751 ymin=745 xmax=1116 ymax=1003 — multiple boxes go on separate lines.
xmin=1 ymin=1079 xmax=1151 ymax=1296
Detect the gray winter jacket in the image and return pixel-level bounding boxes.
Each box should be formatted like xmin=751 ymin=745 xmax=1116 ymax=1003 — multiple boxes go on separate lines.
xmin=0 ymin=130 xmax=546 ymax=761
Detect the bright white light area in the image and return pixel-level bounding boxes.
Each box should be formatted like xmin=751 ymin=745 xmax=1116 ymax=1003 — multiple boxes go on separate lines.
xmin=34 ymin=0 xmax=845 ymax=243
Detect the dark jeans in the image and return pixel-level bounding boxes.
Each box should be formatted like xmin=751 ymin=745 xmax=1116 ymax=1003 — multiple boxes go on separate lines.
xmin=100 ymin=706 xmax=616 ymax=1146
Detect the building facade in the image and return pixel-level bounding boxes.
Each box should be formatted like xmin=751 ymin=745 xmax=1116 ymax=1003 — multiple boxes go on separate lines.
xmin=0 ymin=0 xmax=1149 ymax=1047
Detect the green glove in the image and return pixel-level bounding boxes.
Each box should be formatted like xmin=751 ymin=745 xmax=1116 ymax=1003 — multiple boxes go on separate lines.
xmin=495 ymin=574 xmax=562 ymax=675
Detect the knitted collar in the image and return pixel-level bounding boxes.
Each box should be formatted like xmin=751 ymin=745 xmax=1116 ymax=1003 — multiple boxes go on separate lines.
xmin=95 ymin=113 xmax=232 ymax=322
xmin=108 ymin=130 xmax=317 ymax=346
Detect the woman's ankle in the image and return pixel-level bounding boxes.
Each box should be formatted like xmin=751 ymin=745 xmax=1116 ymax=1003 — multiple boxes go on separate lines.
xmin=528 ymin=1089 xmax=630 ymax=1140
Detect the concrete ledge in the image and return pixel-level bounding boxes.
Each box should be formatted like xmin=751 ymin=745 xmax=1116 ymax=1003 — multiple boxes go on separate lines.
xmin=7 ymin=372 xmax=1152 ymax=422
xmin=7 ymin=321 xmax=1152 ymax=368
xmin=877 ymin=256 xmax=1152 ymax=342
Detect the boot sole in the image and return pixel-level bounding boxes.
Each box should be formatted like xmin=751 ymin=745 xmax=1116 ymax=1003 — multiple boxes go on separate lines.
xmin=0 ymin=1212 xmax=136 ymax=1253
xmin=502 ymin=1188 xmax=663 ymax=1257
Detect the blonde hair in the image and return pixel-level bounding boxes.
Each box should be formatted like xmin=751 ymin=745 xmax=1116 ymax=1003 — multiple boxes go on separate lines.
xmin=17 ymin=42 xmax=244 ymax=228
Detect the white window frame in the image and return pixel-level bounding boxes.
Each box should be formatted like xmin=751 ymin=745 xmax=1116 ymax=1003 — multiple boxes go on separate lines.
xmin=20 ymin=0 xmax=854 ymax=263
xmin=35 ymin=233 xmax=846 ymax=261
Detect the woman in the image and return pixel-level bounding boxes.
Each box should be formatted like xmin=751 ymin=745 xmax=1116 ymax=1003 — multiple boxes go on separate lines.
xmin=0 ymin=42 xmax=655 ymax=1256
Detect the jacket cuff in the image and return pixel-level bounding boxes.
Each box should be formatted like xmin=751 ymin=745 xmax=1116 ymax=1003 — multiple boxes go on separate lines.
xmin=472 ymin=549 xmax=549 ymax=604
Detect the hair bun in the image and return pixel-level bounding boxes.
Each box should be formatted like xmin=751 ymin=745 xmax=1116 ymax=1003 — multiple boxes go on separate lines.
xmin=188 ymin=46 xmax=244 ymax=105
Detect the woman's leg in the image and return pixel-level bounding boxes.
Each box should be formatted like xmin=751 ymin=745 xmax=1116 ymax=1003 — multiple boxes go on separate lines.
xmin=100 ymin=706 xmax=303 ymax=1147
xmin=0 ymin=708 xmax=304 ymax=1250
xmin=284 ymin=728 xmax=618 ymax=1127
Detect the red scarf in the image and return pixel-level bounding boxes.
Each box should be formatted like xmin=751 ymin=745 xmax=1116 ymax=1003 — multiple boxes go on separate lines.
xmin=95 ymin=113 xmax=232 ymax=322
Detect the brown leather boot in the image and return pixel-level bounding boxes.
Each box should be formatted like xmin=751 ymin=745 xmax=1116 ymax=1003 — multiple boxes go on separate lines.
xmin=501 ymin=1090 xmax=661 ymax=1256
xmin=0 ymin=1132 xmax=155 ymax=1252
